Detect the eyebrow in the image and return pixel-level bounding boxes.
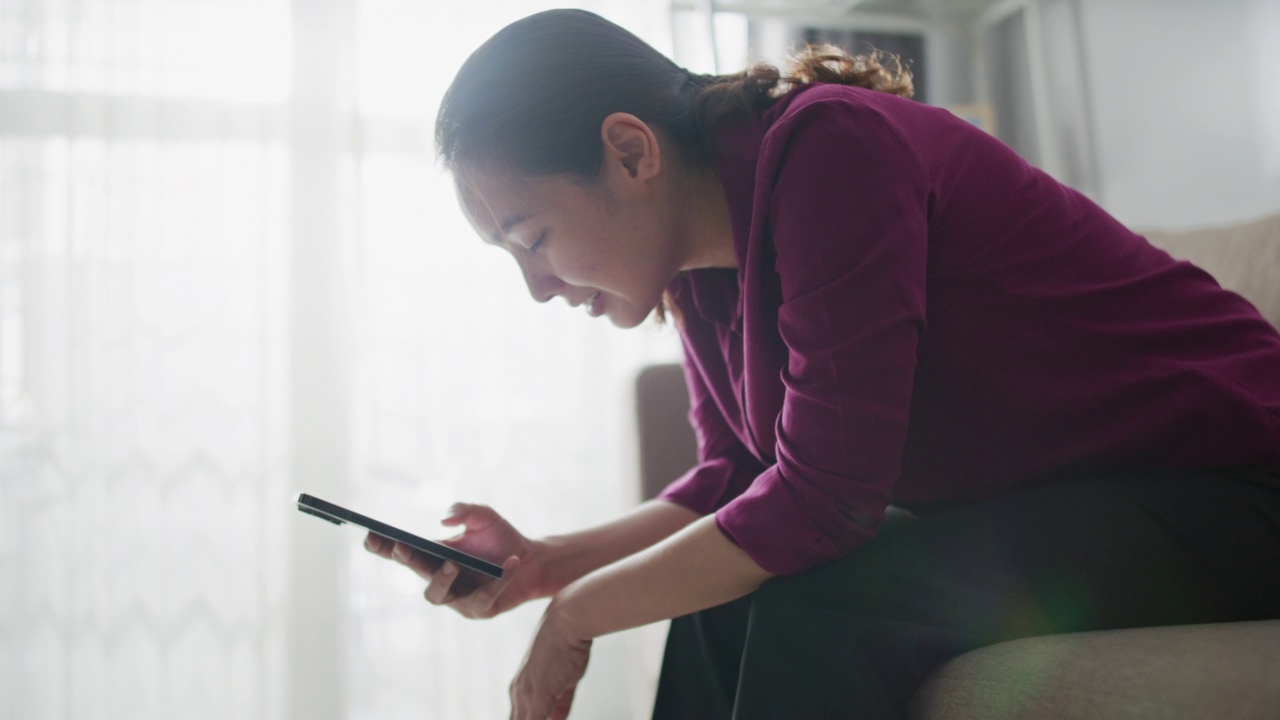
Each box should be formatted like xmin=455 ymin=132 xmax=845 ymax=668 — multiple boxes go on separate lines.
xmin=486 ymin=214 xmax=532 ymax=246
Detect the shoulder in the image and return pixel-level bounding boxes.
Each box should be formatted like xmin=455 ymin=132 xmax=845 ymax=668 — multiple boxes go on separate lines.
xmin=758 ymin=83 xmax=992 ymax=165
xmin=756 ymin=85 xmax=935 ymax=179
xmin=765 ymin=84 xmax=918 ymax=137
xmin=773 ymin=83 xmax=900 ymax=116
xmin=753 ymin=84 xmax=938 ymax=201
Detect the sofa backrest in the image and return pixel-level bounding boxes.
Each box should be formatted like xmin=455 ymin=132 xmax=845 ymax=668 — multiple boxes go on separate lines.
xmin=1142 ymin=212 xmax=1280 ymax=330
xmin=635 ymin=363 xmax=697 ymax=501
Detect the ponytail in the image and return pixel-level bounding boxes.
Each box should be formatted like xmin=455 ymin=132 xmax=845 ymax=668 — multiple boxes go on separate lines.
xmin=437 ymin=11 xmax=913 ymax=181
xmin=690 ymin=45 xmax=914 ymax=148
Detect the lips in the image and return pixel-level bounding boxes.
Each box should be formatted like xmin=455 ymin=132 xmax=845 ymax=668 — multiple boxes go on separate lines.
xmin=563 ymin=291 xmax=604 ymax=317
xmin=565 ymin=291 xmax=603 ymax=315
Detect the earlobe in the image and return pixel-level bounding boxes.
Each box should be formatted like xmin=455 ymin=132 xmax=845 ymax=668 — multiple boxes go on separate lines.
xmin=601 ymin=112 xmax=661 ymax=182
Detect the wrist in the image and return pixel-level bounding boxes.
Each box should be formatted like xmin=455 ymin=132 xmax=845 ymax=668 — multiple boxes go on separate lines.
xmin=546 ymin=581 xmax=598 ymax=643
xmin=529 ymin=535 xmax=574 ymax=598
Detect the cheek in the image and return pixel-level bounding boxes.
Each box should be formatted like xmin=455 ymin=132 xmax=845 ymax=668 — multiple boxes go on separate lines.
xmin=582 ymin=255 xmax=608 ymax=278
xmin=573 ymin=235 xmax=612 ymax=279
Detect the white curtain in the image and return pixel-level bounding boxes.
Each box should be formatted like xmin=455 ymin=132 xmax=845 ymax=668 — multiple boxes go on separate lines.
xmin=0 ymin=1 xmax=682 ymax=718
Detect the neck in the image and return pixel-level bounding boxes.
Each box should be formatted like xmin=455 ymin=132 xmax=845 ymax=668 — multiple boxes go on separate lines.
xmin=677 ymin=166 xmax=737 ymax=271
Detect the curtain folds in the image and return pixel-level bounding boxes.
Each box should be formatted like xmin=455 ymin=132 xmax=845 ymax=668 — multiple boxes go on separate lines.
xmin=1 ymin=1 xmax=680 ymax=718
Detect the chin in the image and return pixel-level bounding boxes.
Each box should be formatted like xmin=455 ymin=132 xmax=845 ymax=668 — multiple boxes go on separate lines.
xmin=608 ymin=312 xmax=647 ymax=330
xmin=605 ymin=304 xmax=652 ymax=329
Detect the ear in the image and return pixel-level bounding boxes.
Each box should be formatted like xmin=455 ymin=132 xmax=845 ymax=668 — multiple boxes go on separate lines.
xmin=600 ymin=112 xmax=661 ymax=185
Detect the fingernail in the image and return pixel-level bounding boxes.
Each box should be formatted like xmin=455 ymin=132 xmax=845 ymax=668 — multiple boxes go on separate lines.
xmin=393 ymin=544 xmax=409 ymax=561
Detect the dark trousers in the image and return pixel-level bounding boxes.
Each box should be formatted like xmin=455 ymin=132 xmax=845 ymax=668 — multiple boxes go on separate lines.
xmin=651 ymin=469 xmax=1280 ymax=719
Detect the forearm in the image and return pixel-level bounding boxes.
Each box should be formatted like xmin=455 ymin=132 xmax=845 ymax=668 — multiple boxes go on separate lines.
xmin=552 ymin=515 xmax=775 ymax=639
xmin=535 ymin=499 xmax=700 ymax=596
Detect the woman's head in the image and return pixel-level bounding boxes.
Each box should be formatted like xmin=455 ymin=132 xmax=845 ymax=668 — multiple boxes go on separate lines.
xmin=438 ymin=10 xmax=727 ymax=327
xmin=436 ymin=8 xmax=914 ymax=184
xmin=455 ymin=111 xmax=699 ymax=329
xmin=436 ymin=9 xmax=705 ymax=184
xmin=437 ymin=9 xmax=914 ymax=324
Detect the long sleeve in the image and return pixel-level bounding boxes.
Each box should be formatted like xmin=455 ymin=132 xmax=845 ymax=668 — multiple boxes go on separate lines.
xmin=713 ymin=96 xmax=930 ymax=575
xmin=658 ymin=322 xmax=768 ymax=514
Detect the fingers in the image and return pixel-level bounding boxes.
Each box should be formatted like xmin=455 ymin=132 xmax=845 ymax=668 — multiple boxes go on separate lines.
xmin=509 ymin=668 xmax=578 ymax=720
xmin=422 ymin=560 xmax=459 ymax=604
xmin=427 ymin=555 xmax=521 ymax=617
xmin=392 ymin=541 xmax=443 ymax=581
xmin=362 ymin=505 xmax=526 ymax=619
xmin=363 ymin=503 xmax=494 ymax=559
xmin=364 ymin=534 xmax=448 ymax=586
xmin=363 ymin=532 xmax=393 ymax=558
xmin=365 ymin=533 xmax=439 ymax=576
xmin=440 ymin=502 xmax=468 ymax=527
xmin=464 ymin=555 xmax=521 ymax=618
xmin=441 ymin=502 xmax=498 ymax=531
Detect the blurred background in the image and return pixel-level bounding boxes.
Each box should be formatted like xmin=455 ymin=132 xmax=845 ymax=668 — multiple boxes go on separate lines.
xmin=1 ymin=0 xmax=1277 ymax=718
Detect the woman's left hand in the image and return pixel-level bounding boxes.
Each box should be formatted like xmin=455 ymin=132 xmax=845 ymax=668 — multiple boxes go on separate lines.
xmin=507 ymin=516 xmax=774 ymax=718
xmin=509 ymin=600 xmax=593 ymax=720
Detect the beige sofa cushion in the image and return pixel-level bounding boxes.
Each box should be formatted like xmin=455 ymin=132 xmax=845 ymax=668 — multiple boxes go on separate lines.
xmin=908 ymin=620 xmax=1280 ymax=720
xmin=1142 ymin=212 xmax=1280 ymax=330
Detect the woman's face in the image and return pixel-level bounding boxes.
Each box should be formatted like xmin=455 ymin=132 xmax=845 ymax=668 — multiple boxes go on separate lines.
xmin=458 ymin=117 xmax=686 ymax=329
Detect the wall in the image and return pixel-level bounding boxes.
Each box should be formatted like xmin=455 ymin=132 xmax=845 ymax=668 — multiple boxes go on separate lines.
xmin=1080 ymin=0 xmax=1280 ymax=230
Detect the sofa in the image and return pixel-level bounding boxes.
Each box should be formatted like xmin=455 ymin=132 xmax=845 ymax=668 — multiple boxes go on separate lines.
xmin=633 ymin=212 xmax=1280 ymax=719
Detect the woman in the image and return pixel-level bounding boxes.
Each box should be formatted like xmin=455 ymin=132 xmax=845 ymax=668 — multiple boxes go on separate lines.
xmin=364 ymin=9 xmax=1280 ymax=719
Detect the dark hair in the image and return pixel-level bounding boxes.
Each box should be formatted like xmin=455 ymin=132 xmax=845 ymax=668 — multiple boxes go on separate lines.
xmin=436 ymin=9 xmax=913 ymax=321
xmin=436 ymin=8 xmax=913 ymax=182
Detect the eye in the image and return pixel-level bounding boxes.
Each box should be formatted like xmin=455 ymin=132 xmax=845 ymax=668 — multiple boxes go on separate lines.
xmin=528 ymin=231 xmax=548 ymax=256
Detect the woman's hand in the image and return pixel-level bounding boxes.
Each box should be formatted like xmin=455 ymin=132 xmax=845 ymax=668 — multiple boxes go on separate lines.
xmin=364 ymin=503 xmax=549 ymax=618
xmin=505 ymin=515 xmax=773 ymax=719
xmin=509 ymin=600 xmax=593 ymax=720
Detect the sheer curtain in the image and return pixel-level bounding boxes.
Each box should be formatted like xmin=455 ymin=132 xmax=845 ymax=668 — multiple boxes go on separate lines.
xmin=0 ymin=1 xmax=681 ymax=718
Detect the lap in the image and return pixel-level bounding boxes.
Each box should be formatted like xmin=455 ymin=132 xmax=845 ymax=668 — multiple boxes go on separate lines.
xmin=755 ymin=467 xmax=1280 ymax=638
xmin=655 ymin=468 xmax=1280 ymax=719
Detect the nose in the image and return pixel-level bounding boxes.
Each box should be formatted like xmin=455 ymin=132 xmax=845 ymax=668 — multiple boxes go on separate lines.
xmin=518 ymin=259 xmax=564 ymax=304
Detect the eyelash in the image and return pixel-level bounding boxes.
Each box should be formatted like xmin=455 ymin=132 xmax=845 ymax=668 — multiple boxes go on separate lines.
xmin=528 ymin=232 xmax=548 ymax=255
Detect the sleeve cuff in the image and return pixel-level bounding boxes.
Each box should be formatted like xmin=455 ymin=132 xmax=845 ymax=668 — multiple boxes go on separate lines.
xmin=657 ymin=452 xmax=766 ymax=516
xmin=714 ymin=466 xmax=878 ymax=575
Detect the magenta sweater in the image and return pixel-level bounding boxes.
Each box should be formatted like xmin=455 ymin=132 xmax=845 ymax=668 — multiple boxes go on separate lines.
xmin=657 ymin=84 xmax=1280 ymax=575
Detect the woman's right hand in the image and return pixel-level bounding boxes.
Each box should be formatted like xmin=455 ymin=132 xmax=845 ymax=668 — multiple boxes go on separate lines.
xmin=364 ymin=503 xmax=549 ymax=619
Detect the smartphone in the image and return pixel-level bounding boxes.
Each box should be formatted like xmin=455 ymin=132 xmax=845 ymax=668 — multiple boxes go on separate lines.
xmin=296 ymin=493 xmax=505 ymax=581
